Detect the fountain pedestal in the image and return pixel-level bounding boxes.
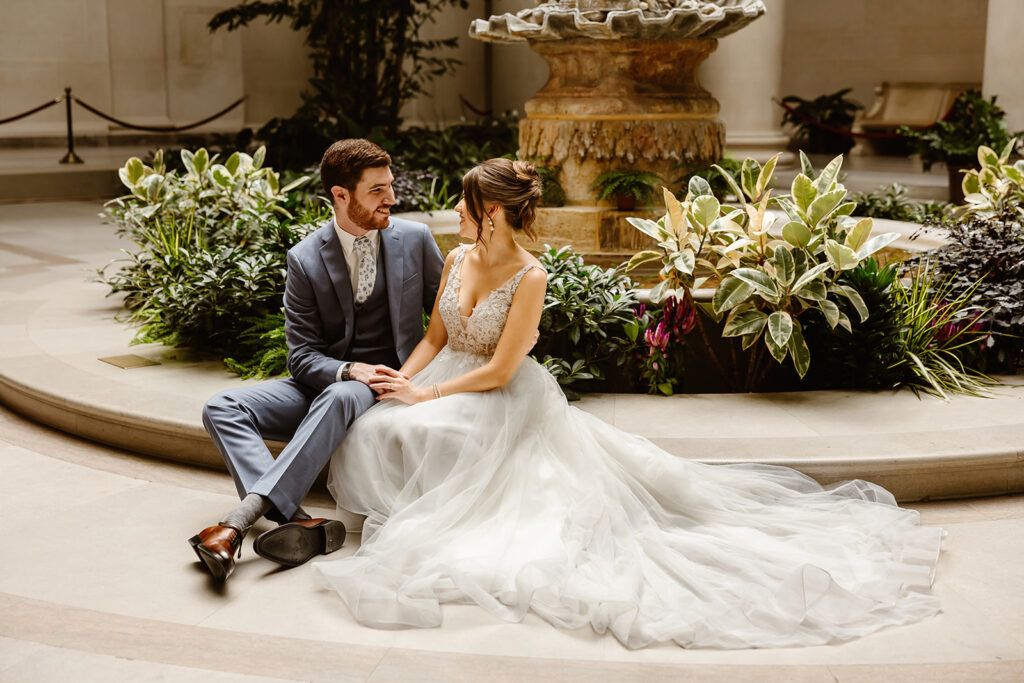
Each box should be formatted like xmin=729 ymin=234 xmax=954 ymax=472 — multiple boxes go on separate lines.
xmin=471 ymin=1 xmax=766 ymax=263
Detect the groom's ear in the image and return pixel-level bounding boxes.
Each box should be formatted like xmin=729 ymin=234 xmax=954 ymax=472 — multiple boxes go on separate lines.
xmin=331 ymin=185 xmax=349 ymax=207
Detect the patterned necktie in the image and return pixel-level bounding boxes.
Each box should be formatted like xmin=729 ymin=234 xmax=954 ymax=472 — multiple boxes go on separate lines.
xmin=353 ymin=235 xmax=376 ymax=305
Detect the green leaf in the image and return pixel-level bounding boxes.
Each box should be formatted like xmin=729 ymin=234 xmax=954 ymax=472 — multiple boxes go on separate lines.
xmin=764 ymin=328 xmax=789 ymax=363
xmin=211 ymin=165 xmax=232 ymax=187
xmin=755 ymin=153 xmax=780 ymax=197
xmin=740 ymin=331 xmax=761 ymax=350
xmin=792 ymin=262 xmax=831 ymax=292
xmin=825 ymin=239 xmax=860 ymax=271
xmin=122 ymin=157 xmax=145 ymax=186
xmin=814 ymin=155 xmax=843 ymax=193
xmin=977 ymin=145 xmax=999 ymax=169
xmin=835 ymin=202 xmax=857 ymax=217
xmin=844 ymin=217 xmax=873 ymax=252
xmin=856 ymin=232 xmax=900 ymax=260
xmin=626 ymin=217 xmax=668 ymax=241
xmin=688 ymin=175 xmax=712 ymax=197
xmin=782 ymin=221 xmax=812 ymax=248
xmin=722 ymin=309 xmax=768 ymax=337
xmin=712 ymin=277 xmax=754 ymax=313
xmin=626 ymin=249 xmax=663 ymax=271
xmin=179 ymin=149 xmax=196 ymax=176
xmin=818 ymin=298 xmax=840 ymax=328
xmin=773 ymin=246 xmax=795 ymax=287
xmin=225 ymin=152 xmax=241 ymax=176
xmin=788 ymin=320 xmax=810 ymax=378
xmin=741 ymin=158 xmax=761 ymax=199
xmin=712 ymin=164 xmax=745 ymax=202
xmin=657 ymin=382 xmax=674 ymax=396
xmin=193 ymin=148 xmax=209 ymax=174
xmin=729 ymin=268 xmax=779 ymax=298
xmin=252 ymin=146 xmax=266 ymax=170
xmin=767 ymin=310 xmax=793 ymax=347
xmin=807 ymin=189 xmax=846 ymax=228
xmin=692 ymin=195 xmax=721 ymax=229
xmin=671 ymin=250 xmax=696 ymax=275
xmin=649 ymin=279 xmax=671 ymax=304
xmin=797 ymin=280 xmax=827 ymax=301
xmin=833 ymin=284 xmax=869 ymax=322
xmin=799 ymin=150 xmax=815 ymax=177
xmin=791 ymin=173 xmax=817 ymax=212
xmin=623 ymin=320 xmax=639 ymax=342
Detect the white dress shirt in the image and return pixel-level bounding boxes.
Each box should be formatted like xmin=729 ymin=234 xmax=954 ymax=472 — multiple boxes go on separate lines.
xmin=333 ymin=218 xmax=380 ymax=382
xmin=333 ymin=217 xmax=380 ymax=295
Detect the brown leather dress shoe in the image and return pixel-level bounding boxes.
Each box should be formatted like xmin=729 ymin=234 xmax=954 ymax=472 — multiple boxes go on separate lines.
xmin=253 ymin=518 xmax=346 ymax=568
xmin=189 ymin=523 xmax=245 ymax=581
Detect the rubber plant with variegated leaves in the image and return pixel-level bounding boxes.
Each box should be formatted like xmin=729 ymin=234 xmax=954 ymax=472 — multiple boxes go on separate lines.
xmin=627 ymin=152 xmax=900 ymax=390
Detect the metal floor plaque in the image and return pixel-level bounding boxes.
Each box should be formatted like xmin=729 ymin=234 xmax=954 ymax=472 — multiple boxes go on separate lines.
xmin=98 ymin=354 xmax=160 ymax=369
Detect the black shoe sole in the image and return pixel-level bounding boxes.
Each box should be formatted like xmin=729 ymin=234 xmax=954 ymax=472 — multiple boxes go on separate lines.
xmin=189 ymin=534 xmax=234 ymax=581
xmin=253 ymin=520 xmax=346 ymax=568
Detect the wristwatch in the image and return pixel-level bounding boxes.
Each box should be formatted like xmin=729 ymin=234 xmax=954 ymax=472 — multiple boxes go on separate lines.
xmin=340 ymin=362 xmax=353 ymax=382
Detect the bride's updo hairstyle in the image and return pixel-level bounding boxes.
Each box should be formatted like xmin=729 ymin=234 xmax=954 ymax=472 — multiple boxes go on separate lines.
xmin=462 ymin=158 xmax=543 ymax=243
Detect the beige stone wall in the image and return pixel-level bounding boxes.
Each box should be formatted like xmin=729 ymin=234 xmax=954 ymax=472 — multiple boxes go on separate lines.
xmin=984 ymin=0 xmax=1024 ymax=132
xmin=780 ymin=0 xmax=989 ymax=108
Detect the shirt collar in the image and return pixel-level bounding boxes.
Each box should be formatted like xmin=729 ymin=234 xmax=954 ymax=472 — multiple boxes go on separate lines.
xmin=333 ymin=216 xmax=379 ymax=253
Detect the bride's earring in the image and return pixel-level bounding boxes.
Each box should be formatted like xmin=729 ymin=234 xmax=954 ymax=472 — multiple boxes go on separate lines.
xmin=487 ymin=210 xmax=495 ymax=234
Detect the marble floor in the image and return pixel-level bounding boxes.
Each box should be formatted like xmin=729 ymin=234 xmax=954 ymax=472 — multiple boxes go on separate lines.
xmin=0 ymin=404 xmax=1022 ymax=682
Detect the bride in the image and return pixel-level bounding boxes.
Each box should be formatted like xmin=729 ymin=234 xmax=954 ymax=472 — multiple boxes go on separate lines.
xmin=313 ymin=158 xmax=943 ymax=649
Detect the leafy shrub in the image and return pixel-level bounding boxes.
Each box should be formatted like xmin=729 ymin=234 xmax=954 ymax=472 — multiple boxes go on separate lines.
xmin=912 ymin=211 xmax=1024 ymax=372
xmin=592 ymin=169 xmax=663 ymax=206
xmin=224 ymin=311 xmax=290 ymax=380
xmin=393 ymin=116 xmax=519 ymax=190
xmin=851 ymin=184 xmax=952 ymax=223
xmin=99 ymin=147 xmax=328 ymax=355
xmin=900 ymin=90 xmax=1020 ymax=171
xmin=781 ymin=88 xmax=862 ymax=154
xmin=533 ymin=246 xmax=651 ymax=398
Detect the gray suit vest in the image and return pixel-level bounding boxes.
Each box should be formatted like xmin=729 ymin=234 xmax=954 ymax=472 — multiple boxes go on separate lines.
xmin=349 ymin=250 xmax=399 ymax=368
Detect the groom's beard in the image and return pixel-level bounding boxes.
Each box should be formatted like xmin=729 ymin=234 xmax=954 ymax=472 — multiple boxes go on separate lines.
xmin=348 ymin=198 xmax=389 ymax=231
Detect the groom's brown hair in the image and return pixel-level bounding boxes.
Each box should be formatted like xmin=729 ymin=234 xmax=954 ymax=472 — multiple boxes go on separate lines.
xmin=320 ymin=139 xmax=391 ymax=196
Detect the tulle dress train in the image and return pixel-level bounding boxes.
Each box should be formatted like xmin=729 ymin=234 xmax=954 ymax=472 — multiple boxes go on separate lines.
xmin=313 ymin=245 xmax=943 ymax=649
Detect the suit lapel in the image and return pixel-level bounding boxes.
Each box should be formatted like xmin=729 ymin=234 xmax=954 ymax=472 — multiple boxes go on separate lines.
xmin=318 ymin=223 xmax=354 ymax=336
xmin=380 ymin=223 xmax=404 ymax=350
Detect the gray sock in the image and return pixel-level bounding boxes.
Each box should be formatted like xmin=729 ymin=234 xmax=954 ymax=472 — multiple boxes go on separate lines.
xmin=221 ymin=493 xmax=274 ymax=531
xmin=290 ymin=507 xmax=312 ymax=522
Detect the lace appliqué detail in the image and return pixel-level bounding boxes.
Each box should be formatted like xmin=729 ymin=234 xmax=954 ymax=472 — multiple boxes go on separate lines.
xmin=437 ymin=245 xmax=544 ymax=357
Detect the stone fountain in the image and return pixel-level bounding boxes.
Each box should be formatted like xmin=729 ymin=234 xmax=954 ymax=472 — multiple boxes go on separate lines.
xmin=470 ymin=0 xmax=766 ymax=264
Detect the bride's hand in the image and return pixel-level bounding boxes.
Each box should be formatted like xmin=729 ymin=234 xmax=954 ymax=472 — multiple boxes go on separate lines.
xmin=372 ymin=375 xmax=429 ymax=405
xmin=364 ymin=365 xmax=410 ymax=393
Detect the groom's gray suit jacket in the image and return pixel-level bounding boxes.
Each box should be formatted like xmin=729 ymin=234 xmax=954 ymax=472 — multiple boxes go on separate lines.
xmin=285 ymin=217 xmax=443 ymax=390
xmin=202 ymin=216 xmax=444 ymax=522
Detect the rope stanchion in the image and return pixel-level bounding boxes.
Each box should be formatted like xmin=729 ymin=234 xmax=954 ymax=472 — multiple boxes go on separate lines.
xmin=0 ymin=97 xmax=62 ymax=126
xmin=72 ymin=95 xmax=246 ymax=133
xmin=60 ymin=87 xmax=83 ymax=164
xmin=773 ymin=98 xmax=905 ymax=140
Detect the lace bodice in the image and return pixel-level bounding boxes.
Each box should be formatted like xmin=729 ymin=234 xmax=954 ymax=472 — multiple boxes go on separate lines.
xmin=437 ymin=245 xmax=544 ymax=356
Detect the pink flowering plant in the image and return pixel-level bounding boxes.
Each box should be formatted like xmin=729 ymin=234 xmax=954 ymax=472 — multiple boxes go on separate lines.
xmin=634 ymin=295 xmax=696 ymax=395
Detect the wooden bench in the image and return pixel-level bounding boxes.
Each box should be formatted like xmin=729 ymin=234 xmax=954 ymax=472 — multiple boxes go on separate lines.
xmin=851 ymin=81 xmax=980 ymax=155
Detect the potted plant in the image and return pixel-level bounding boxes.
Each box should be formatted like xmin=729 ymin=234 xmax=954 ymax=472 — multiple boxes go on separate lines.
xmin=781 ymin=88 xmax=862 ymax=155
xmin=900 ymin=90 xmax=1020 ymax=203
xmin=592 ymin=169 xmax=663 ymax=210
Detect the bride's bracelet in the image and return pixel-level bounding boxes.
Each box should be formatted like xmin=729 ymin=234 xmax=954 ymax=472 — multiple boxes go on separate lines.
xmin=432 ymin=383 xmax=442 ymax=400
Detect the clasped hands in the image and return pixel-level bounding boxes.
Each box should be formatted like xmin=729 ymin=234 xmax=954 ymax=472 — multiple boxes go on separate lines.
xmin=348 ymin=362 xmax=425 ymax=405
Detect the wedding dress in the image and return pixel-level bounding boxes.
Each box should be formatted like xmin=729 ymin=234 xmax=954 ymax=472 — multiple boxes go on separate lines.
xmin=313 ymin=244 xmax=943 ymax=649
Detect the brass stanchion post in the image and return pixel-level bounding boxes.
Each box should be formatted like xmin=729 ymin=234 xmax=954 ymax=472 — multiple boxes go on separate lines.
xmin=59 ymin=87 xmax=83 ymax=164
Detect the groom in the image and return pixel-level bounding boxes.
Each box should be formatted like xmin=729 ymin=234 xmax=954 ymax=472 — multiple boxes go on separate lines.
xmin=189 ymin=139 xmax=445 ymax=581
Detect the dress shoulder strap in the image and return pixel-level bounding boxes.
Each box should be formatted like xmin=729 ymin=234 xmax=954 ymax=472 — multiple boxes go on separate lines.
xmin=507 ymin=263 xmax=546 ymax=295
